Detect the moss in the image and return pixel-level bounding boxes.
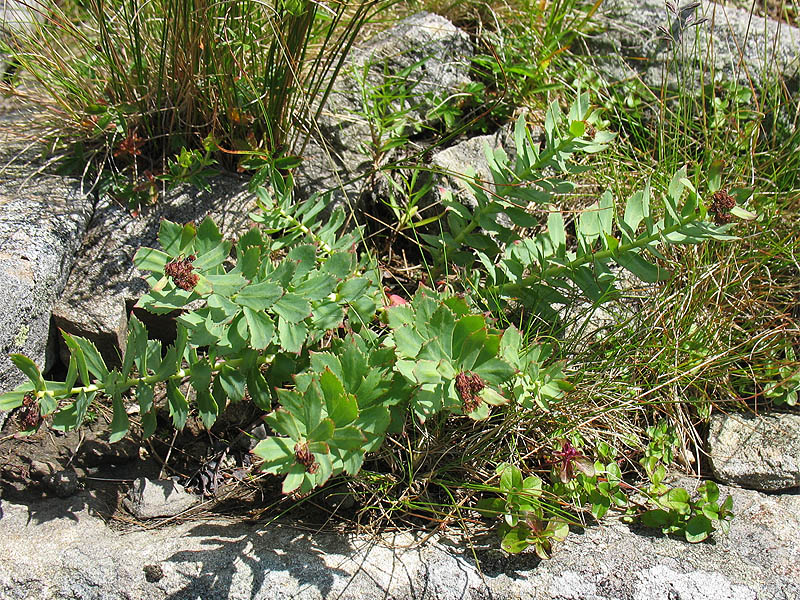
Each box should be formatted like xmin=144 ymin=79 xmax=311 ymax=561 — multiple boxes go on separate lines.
xmin=13 ymin=324 xmax=29 ymax=348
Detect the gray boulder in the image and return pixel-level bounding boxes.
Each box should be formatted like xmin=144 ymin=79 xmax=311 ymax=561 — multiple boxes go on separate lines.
xmin=0 ymin=146 xmax=92 ymax=400
xmin=582 ymin=0 xmax=800 ymax=91
xmin=0 ymin=480 xmax=797 ymax=599
xmin=295 ymin=12 xmax=473 ymax=205
xmin=52 ymin=175 xmax=255 ymax=368
xmin=123 ymin=477 xmax=200 ymax=519
xmin=707 ymin=412 xmax=800 ymax=491
xmin=430 ymin=126 xmax=516 ymax=213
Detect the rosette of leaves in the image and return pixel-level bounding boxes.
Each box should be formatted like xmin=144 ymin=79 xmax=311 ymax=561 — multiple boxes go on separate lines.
xmin=252 ymin=332 xmax=404 ymax=494
xmin=135 ymin=216 xmax=379 ymax=356
xmin=382 ymin=289 xmax=518 ymax=422
xmin=761 ymin=343 xmax=800 ymax=407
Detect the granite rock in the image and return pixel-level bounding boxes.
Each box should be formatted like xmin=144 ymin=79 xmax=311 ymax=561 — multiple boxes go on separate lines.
xmin=429 ymin=126 xmax=517 ymax=212
xmin=582 ymin=0 xmax=800 ymax=91
xmin=0 ymin=480 xmax=797 ymax=599
xmin=295 ymin=12 xmax=473 ymax=206
xmin=707 ymin=412 xmax=800 ymax=491
xmin=52 ymin=175 xmax=255 ymax=367
xmin=0 ymin=133 xmax=92 ymax=409
xmin=123 ymin=477 xmax=200 ymax=519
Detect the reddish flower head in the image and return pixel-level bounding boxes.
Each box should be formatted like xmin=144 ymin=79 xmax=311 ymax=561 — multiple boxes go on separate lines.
xmin=709 ymin=189 xmax=736 ymax=225
xmin=164 ymin=255 xmax=198 ymax=291
xmin=551 ymin=440 xmax=595 ymax=483
xmin=455 ymin=371 xmax=485 ymax=414
xmin=294 ymin=442 xmax=319 ymax=474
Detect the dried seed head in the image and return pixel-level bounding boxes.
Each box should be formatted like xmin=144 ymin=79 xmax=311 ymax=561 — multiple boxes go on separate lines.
xmin=294 ymin=442 xmax=319 ymax=474
xmin=455 ymin=371 xmax=486 ymax=414
xmin=164 ymin=255 xmax=198 ymax=291
xmin=113 ymin=130 xmax=145 ymax=158
xmin=17 ymin=392 xmax=41 ymax=430
xmin=709 ymin=189 xmax=736 ymax=225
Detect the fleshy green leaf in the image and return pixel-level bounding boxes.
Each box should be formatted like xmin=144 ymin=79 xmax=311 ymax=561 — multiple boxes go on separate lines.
xmin=134 ymin=247 xmax=170 ymax=273
xmin=67 ymin=335 xmax=109 ymax=380
xmin=253 ymin=437 xmax=297 ymax=473
xmin=278 ymin=317 xmax=307 ymax=353
xmin=320 ymin=369 xmax=358 ymax=426
xmin=190 ymin=359 xmax=217 ymax=429
xmin=109 ymin=393 xmax=130 ymax=443
xmin=273 ymin=293 xmax=311 ymax=323
xmin=158 ymin=220 xmax=185 ymax=256
xmin=685 ymin=515 xmax=713 ymax=543
xmin=193 ymin=241 xmax=232 ymax=271
xmin=235 ymin=281 xmax=283 ymax=311
xmin=615 ymin=251 xmax=670 ymax=282
xmin=243 ymin=307 xmax=275 ymax=349
xmin=167 ymin=379 xmax=189 ymax=430
xmin=218 ymin=364 xmax=247 ymax=402
xmin=10 ymin=354 xmax=46 ymax=392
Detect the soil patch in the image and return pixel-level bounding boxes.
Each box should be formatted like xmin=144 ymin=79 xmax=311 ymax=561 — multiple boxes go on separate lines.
xmin=0 ymin=396 xmax=297 ymax=529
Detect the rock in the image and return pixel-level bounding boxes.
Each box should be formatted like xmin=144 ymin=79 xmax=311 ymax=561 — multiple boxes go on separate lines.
xmin=28 ymin=460 xmax=56 ymax=481
xmin=295 ymin=12 xmax=473 ymax=205
xmin=583 ymin=0 xmax=800 ymax=91
xmin=0 ymin=132 xmax=93 ymax=413
xmin=52 ymin=175 xmax=255 ymax=368
xmin=707 ymin=412 xmax=800 ymax=491
xmin=42 ymin=469 xmax=79 ymax=498
xmin=339 ymin=11 xmax=473 ymax=118
xmin=123 ymin=477 xmax=200 ymax=519
xmin=430 ymin=126 xmax=517 ymax=213
xmin=424 ymin=122 xmax=543 ymax=238
xmin=241 ymin=422 xmax=268 ymax=452
xmin=0 ymin=481 xmax=798 ymax=599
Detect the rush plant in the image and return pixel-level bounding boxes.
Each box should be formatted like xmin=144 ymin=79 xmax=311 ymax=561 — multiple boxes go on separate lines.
xmin=1 ymin=0 xmax=387 ymax=201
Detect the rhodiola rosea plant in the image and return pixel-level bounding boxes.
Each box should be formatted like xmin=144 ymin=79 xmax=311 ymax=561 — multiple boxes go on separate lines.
xmin=0 ymin=90 xmax=748 ymax=551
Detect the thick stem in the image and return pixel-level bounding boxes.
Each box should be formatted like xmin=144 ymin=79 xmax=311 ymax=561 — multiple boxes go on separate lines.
xmin=37 ymin=354 xmax=271 ymax=400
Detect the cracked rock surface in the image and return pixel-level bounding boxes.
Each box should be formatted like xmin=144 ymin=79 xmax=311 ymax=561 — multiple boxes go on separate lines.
xmin=0 ymin=479 xmax=797 ymax=600
xmin=707 ymin=412 xmax=800 ymax=491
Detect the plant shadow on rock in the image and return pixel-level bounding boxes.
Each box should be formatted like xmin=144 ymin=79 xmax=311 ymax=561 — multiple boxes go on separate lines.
xmin=162 ymin=522 xmax=354 ymax=600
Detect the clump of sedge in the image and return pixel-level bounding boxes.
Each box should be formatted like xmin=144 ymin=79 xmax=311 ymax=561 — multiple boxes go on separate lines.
xmin=709 ymin=189 xmax=736 ymax=225
xmin=455 ymin=371 xmax=485 ymax=414
xmin=164 ymin=255 xmax=198 ymax=291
